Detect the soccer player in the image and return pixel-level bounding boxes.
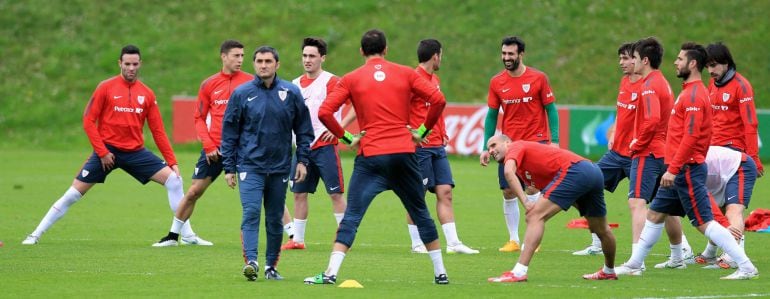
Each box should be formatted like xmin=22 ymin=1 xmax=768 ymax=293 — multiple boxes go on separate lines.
xmin=573 ymin=42 xmax=641 ymax=256
xmin=615 ymin=42 xmax=759 ymax=280
xmin=22 ymin=45 xmax=201 ymax=245
xmin=486 ymin=137 xmax=617 ymax=282
xmin=694 ymin=146 xmax=757 ymax=268
xmin=280 ymin=37 xmax=353 ymax=250
xmin=479 ymin=36 xmax=559 ymax=252
xmin=304 ymin=29 xmax=449 ymax=285
xmin=705 ymin=42 xmax=762 ymax=177
xmin=220 ymin=46 xmax=314 ymax=281
xmin=405 ymin=39 xmax=478 ymax=255
xmin=152 ymin=40 xmax=251 ymax=247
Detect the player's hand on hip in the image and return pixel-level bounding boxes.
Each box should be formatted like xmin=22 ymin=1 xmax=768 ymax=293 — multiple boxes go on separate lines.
xmin=294 ymin=163 xmax=308 ymax=183
xmin=660 ymin=171 xmax=675 ymax=188
xmin=225 ymin=173 xmax=237 ymax=189
xmin=479 ymin=151 xmax=490 ymax=167
xmin=349 ymin=131 xmax=365 ymax=152
xmin=205 ymin=149 xmax=220 ymax=164
xmin=100 ymin=152 xmax=116 ymax=171
xmin=320 ymin=131 xmax=335 ymax=143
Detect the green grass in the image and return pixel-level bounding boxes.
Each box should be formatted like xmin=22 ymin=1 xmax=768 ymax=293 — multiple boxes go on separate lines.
xmin=1 ymin=149 xmax=769 ymax=298
xmin=1 ymin=0 xmax=769 ymax=149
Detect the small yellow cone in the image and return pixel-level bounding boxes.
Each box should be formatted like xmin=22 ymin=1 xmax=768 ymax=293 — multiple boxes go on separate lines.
xmin=338 ymin=280 xmax=363 ymax=288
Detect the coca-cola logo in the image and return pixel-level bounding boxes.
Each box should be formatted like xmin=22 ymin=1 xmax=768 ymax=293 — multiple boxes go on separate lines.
xmin=445 ymin=106 xmax=495 ymax=155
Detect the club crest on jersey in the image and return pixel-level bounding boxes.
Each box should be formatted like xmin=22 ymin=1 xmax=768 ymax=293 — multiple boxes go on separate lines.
xmin=239 ymin=172 xmax=247 ymax=181
xmin=631 ymin=93 xmax=638 ymax=101
xmin=278 ymin=89 xmax=288 ymax=101
xmin=81 ymin=170 xmax=89 ymax=177
xmin=137 ymin=96 xmax=145 ymax=105
xmin=722 ymin=93 xmax=730 ymax=102
xmin=374 ymin=70 xmax=386 ymax=82
xmin=522 ymin=84 xmax=531 ymax=93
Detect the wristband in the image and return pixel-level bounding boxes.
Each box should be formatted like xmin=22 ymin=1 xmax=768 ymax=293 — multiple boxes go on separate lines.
xmin=338 ymin=131 xmax=354 ymax=145
xmin=416 ymin=124 xmax=431 ymax=139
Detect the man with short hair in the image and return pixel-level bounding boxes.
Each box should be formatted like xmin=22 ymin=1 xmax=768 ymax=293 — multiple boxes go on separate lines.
xmin=615 ymin=42 xmax=758 ymax=280
xmin=573 ymin=42 xmax=640 ymax=256
xmin=404 ymin=38 xmax=478 ymax=255
xmin=221 ymin=46 xmax=314 ymax=281
xmin=479 ymin=36 xmax=560 ymax=253
xmin=486 ymin=136 xmax=617 ymax=282
xmin=152 ymin=40 xmax=251 ymax=247
xmin=23 ymin=45 xmax=200 ymax=245
xmin=304 ymin=29 xmax=449 ymax=285
xmin=280 ymin=37 xmax=352 ymax=250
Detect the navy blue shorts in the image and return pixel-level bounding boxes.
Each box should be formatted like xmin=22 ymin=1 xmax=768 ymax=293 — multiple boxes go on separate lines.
xmin=597 ymin=150 xmax=632 ymax=193
xmin=416 ymin=146 xmax=455 ymax=193
xmin=191 ymin=150 xmax=224 ymax=181
xmin=542 ymin=160 xmax=607 ymax=217
xmin=725 ymin=158 xmax=757 ymax=208
xmin=649 ymin=163 xmax=714 ymax=227
xmin=629 ymin=154 xmax=664 ymax=202
xmin=76 ymin=145 xmax=168 ymax=185
xmin=290 ymin=145 xmax=344 ymax=194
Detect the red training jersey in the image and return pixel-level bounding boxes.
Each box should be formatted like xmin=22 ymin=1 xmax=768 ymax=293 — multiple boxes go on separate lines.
xmin=409 ymin=65 xmax=448 ymax=147
xmin=665 ymin=80 xmax=712 ymax=174
xmin=298 ymin=73 xmax=340 ymax=150
xmin=194 ymin=70 xmax=253 ymax=153
xmin=487 ymin=67 xmax=555 ymax=142
xmin=504 ymin=141 xmax=587 ymax=190
xmin=83 ymin=75 xmax=177 ymax=166
xmin=708 ymin=72 xmax=762 ymax=172
xmin=630 ymin=70 xmax=673 ymax=158
xmin=319 ymin=57 xmax=446 ymax=157
xmin=611 ymin=75 xmax=642 ymax=156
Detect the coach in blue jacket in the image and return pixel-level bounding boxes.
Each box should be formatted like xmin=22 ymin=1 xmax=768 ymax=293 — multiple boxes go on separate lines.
xmin=221 ymin=45 xmax=314 ymax=281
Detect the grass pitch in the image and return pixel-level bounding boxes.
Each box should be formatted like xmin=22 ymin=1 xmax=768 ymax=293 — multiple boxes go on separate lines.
xmin=1 ymin=149 xmax=768 ymax=298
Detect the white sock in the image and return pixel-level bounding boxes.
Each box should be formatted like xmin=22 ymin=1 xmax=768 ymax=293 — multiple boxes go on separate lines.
xmin=526 ymin=192 xmax=540 ymax=203
xmin=334 ymin=213 xmax=344 ymax=225
xmin=512 ymin=263 xmax=528 ymax=277
xmin=170 ymin=217 xmax=185 ymax=234
xmin=181 ymin=220 xmax=195 ymax=237
xmin=627 ymin=220 xmax=664 ymax=268
xmin=703 ymin=241 xmax=718 ymax=258
xmin=428 ymin=249 xmax=446 ymax=276
xmin=442 ymin=222 xmax=461 ymax=246
xmin=31 ymin=186 xmax=82 ymax=237
xmin=503 ymin=198 xmax=520 ymax=242
xmin=293 ymin=218 xmax=307 ymax=243
xmin=284 ymin=222 xmax=295 ymax=238
xmin=681 ymin=233 xmax=692 ymax=253
xmin=603 ymin=265 xmax=615 ymax=274
xmin=704 ymin=222 xmax=755 ymax=272
xmin=739 ymin=235 xmax=745 ymax=249
xmin=325 ymin=251 xmax=346 ymax=276
xmin=670 ymin=243 xmax=683 ymax=261
xmin=164 ymin=173 xmax=184 ymax=212
xmin=408 ymin=224 xmax=422 ymax=247
xmin=591 ymin=233 xmax=602 ymax=248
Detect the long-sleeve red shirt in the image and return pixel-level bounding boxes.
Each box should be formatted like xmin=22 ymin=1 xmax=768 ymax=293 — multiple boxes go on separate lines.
xmin=665 ymin=80 xmax=712 ymax=174
xmin=630 ymin=70 xmax=673 ymax=158
xmin=409 ymin=65 xmax=448 ymax=147
xmin=612 ymin=75 xmax=642 ymax=156
xmin=83 ymin=75 xmax=177 ymax=166
xmin=708 ymin=72 xmax=762 ymax=172
xmin=319 ymin=57 xmax=446 ymax=157
xmin=194 ymin=70 xmax=253 ymax=153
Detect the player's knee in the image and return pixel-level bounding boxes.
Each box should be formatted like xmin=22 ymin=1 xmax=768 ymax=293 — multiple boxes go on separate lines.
xmin=164 ymin=172 xmax=183 ymax=191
